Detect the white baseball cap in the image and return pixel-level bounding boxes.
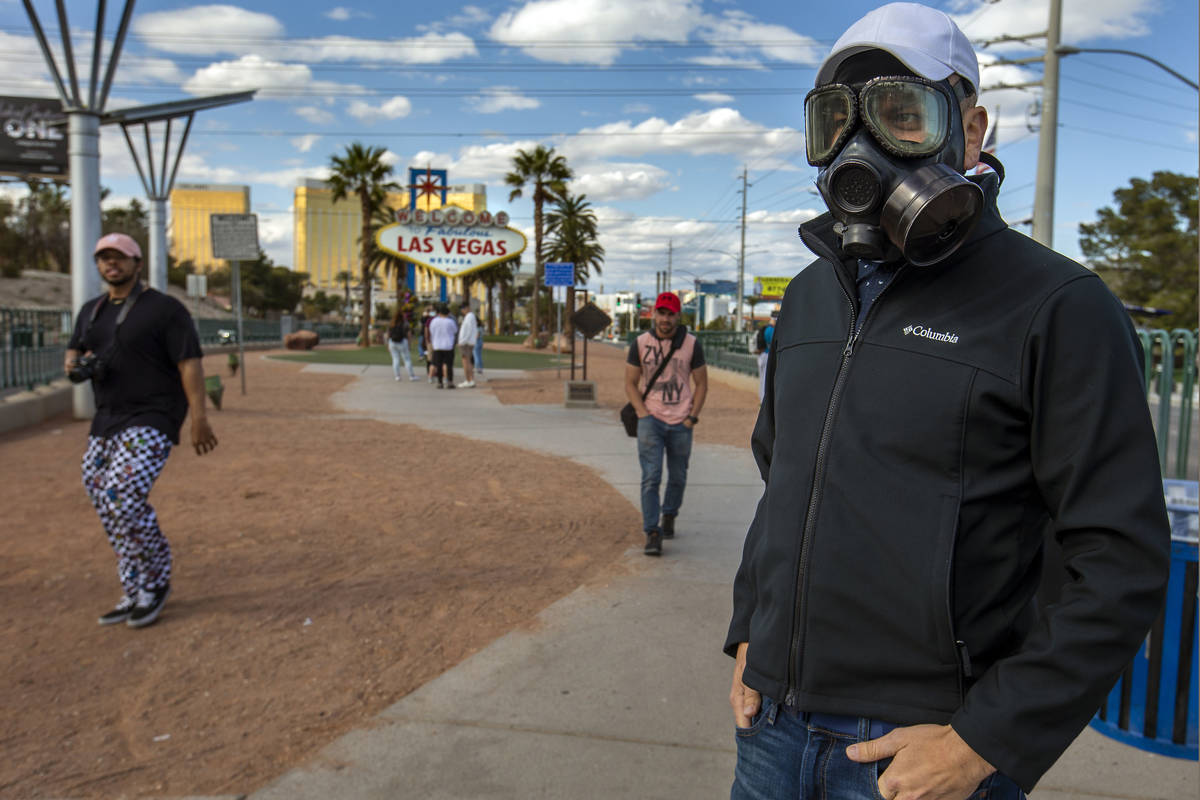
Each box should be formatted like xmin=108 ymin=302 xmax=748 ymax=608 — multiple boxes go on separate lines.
xmin=816 ymin=3 xmax=980 ymax=94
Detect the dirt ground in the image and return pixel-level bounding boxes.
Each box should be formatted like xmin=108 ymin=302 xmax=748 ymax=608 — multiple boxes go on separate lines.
xmin=485 ymin=338 xmax=762 ymax=449
xmin=0 ymin=350 xmax=669 ymax=800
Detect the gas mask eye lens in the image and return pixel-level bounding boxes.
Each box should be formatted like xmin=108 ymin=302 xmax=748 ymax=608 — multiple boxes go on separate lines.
xmin=805 ymin=85 xmax=856 ymax=166
xmin=861 ymin=78 xmax=950 ymax=158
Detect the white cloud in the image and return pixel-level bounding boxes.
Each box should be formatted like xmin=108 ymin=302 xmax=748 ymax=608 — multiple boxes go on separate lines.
xmin=182 ymin=55 xmax=365 ymax=98
xmin=696 ymin=10 xmax=822 ymax=66
xmin=490 ymin=0 xmax=701 ymax=65
xmin=135 ymin=6 xmax=286 ymax=55
xmin=622 ymin=103 xmax=653 ymax=114
xmin=298 ymin=33 xmax=478 ymax=64
xmin=467 ymin=87 xmax=540 ymax=114
xmin=564 ymin=108 xmax=802 ymax=161
xmin=347 ymin=96 xmax=413 ymax=122
xmin=694 ymin=92 xmax=735 ymax=104
xmin=136 ymin=7 xmax=476 ymax=64
xmin=954 ymin=0 xmax=1157 ymax=45
xmin=294 ymin=105 xmax=335 ymax=124
xmin=325 ymin=7 xmax=372 ymax=21
xmin=291 ymin=135 xmax=321 ymax=153
xmin=420 ymin=5 xmax=492 ymax=33
xmin=572 ymin=163 xmax=672 ymax=201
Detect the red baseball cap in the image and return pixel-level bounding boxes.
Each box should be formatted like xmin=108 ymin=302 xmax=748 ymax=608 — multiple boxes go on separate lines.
xmin=93 ymin=232 xmax=142 ymax=260
xmin=654 ymin=292 xmax=681 ymax=313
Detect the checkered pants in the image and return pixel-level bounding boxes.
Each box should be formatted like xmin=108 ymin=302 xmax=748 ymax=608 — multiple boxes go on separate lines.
xmin=81 ymin=426 xmax=173 ymax=596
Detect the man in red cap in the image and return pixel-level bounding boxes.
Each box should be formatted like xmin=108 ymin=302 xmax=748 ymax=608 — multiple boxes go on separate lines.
xmin=65 ymin=232 xmax=219 ymax=629
xmin=624 ymin=291 xmax=708 ymax=555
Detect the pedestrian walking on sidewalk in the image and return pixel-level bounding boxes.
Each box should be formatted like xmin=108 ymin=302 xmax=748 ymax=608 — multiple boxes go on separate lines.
xmin=725 ymin=6 xmax=1169 ymax=800
xmin=623 ymin=291 xmax=707 ymax=556
xmin=420 ymin=305 xmax=436 ymax=383
xmin=66 ymin=233 xmax=219 ymax=630
xmin=386 ymin=305 xmax=417 ymax=381
xmin=428 ymin=303 xmax=458 ymax=389
xmin=456 ymin=300 xmax=479 ymax=388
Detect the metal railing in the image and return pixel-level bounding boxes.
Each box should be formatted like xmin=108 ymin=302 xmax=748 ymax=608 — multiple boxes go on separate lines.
xmin=1138 ymin=329 xmax=1198 ymax=480
xmin=1 ymin=307 xmax=73 ymax=391
xmin=1 ymin=306 xmax=360 ymax=392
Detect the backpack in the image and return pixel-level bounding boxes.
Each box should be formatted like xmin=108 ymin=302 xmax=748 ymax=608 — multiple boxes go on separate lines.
xmin=755 ymin=325 xmax=768 ymax=353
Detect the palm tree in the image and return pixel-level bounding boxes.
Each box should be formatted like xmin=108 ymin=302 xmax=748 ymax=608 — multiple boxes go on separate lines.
xmin=545 ymin=192 xmax=604 ymax=339
xmin=334 ymin=270 xmax=353 ymax=319
xmin=327 ymin=143 xmax=399 ymax=346
xmin=504 ymin=146 xmax=572 ymax=347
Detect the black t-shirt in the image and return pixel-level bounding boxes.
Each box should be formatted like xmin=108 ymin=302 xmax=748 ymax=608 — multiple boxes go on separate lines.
xmin=68 ymin=286 xmax=203 ymax=443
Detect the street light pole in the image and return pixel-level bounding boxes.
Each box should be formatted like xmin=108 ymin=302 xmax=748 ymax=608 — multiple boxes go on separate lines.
xmin=1032 ymin=0 xmax=1063 ymax=248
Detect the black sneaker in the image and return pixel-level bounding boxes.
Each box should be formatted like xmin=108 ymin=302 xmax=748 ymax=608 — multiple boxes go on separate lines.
xmin=127 ymin=584 xmax=171 ymax=628
xmin=662 ymin=514 xmax=676 ymax=539
xmin=446 ymin=383 xmax=456 ymax=389
xmin=98 ymin=595 xmax=136 ymax=626
xmin=436 ymin=383 xmax=445 ymax=389
xmin=644 ymin=530 xmax=663 ymax=556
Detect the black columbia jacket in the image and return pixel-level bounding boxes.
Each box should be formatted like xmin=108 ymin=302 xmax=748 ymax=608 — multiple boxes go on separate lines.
xmin=724 ymin=172 xmax=1170 ymax=791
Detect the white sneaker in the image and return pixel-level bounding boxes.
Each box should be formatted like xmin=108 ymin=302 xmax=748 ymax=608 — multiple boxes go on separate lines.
xmin=409 ymin=375 xmax=419 ymax=381
xmin=461 ymin=380 xmax=476 ymax=388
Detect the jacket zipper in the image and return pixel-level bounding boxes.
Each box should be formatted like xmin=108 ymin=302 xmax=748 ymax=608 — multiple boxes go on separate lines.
xmin=784 ymin=266 xmax=904 ymax=707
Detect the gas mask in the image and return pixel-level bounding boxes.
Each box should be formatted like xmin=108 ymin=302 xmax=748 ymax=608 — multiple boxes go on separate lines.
xmin=806 ymin=75 xmax=983 ymax=266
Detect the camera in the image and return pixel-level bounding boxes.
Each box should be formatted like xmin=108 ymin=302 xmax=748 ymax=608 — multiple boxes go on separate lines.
xmin=67 ymin=353 xmax=106 ymax=384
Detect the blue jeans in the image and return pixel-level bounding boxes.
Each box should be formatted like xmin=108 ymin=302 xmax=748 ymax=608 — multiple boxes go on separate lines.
xmin=636 ymin=415 xmax=692 ymax=533
xmin=388 ymin=338 xmax=414 ymax=378
xmin=732 ymin=698 xmax=1026 ymax=800
xmin=473 ymin=335 xmax=484 ymax=371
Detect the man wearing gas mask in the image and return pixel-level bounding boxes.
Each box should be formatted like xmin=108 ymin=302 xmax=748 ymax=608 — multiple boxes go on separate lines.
xmin=65 ymin=233 xmax=219 ymax=629
xmin=724 ymin=5 xmax=1168 ymax=800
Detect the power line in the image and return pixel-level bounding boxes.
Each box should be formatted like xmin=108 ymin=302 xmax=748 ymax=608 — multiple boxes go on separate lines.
xmin=1060 ymin=75 xmax=1198 ymax=112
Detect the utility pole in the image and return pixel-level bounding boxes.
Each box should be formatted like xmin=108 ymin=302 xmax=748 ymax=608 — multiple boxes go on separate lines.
xmin=737 ymin=167 xmax=749 ymax=331
xmin=1032 ymin=0 xmax=1063 ymax=248
xmin=667 ymin=240 xmax=673 ymax=297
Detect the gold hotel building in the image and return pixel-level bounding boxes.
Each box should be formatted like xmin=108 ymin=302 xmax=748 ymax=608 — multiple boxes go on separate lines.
xmin=168 ymin=183 xmax=251 ymax=272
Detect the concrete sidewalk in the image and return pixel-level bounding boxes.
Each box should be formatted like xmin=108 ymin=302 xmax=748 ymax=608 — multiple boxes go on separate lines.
xmin=250 ymin=363 xmax=1196 ymax=800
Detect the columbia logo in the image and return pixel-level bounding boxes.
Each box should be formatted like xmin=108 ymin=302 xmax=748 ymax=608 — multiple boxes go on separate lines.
xmin=904 ymin=324 xmax=959 ymax=344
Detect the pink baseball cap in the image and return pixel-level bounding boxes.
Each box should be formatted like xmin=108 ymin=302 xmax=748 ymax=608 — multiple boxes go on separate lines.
xmin=93 ymin=232 xmax=142 ymax=260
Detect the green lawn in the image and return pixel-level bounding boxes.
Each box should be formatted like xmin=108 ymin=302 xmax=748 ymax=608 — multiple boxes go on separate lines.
xmin=271 ymin=344 xmax=566 ymax=370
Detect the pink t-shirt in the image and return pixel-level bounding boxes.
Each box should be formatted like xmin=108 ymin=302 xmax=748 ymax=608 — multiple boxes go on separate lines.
xmin=629 ymin=330 xmax=705 ymax=425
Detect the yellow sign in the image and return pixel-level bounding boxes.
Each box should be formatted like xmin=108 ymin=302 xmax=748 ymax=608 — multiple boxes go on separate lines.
xmin=753 ymin=276 xmax=792 ymax=299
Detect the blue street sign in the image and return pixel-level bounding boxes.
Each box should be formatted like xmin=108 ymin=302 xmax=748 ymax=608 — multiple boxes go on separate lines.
xmin=544 ymin=262 xmax=575 ymax=287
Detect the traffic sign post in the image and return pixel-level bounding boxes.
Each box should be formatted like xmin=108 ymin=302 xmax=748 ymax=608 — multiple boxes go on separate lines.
xmin=210 ymin=213 xmax=259 ymax=396
xmin=544 ymin=263 xmax=574 ymax=377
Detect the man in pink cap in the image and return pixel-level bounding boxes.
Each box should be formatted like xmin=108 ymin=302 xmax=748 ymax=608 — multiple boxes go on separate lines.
xmin=624 ymin=291 xmax=708 ymax=556
xmin=65 ymin=232 xmax=219 ymax=629
xmin=724 ymin=4 xmax=1167 ymax=800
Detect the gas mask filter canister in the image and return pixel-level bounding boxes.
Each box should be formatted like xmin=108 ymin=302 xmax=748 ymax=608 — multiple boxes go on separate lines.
xmin=806 ymin=75 xmax=983 ymax=266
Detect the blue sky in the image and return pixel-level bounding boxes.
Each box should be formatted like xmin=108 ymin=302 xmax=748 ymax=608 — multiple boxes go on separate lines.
xmin=1 ymin=0 xmax=1196 ymax=297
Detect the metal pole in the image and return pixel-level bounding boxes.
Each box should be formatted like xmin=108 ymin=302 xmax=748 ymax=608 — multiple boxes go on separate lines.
xmin=1032 ymin=0 xmax=1063 ymax=247
xmin=555 ymin=285 xmax=562 ymax=379
xmin=148 ymin=197 xmax=168 ymax=291
xmin=738 ymin=166 xmax=748 ymax=331
xmin=234 ymin=261 xmax=246 ymax=395
xmin=69 ymin=110 xmax=102 ymax=418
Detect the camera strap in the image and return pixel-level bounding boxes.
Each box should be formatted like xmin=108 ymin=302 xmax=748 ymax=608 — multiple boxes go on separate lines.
xmin=83 ymin=281 xmax=144 ymax=348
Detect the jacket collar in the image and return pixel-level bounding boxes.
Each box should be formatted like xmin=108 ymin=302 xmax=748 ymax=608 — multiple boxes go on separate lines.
xmin=798 ymin=166 xmax=1007 ymax=295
